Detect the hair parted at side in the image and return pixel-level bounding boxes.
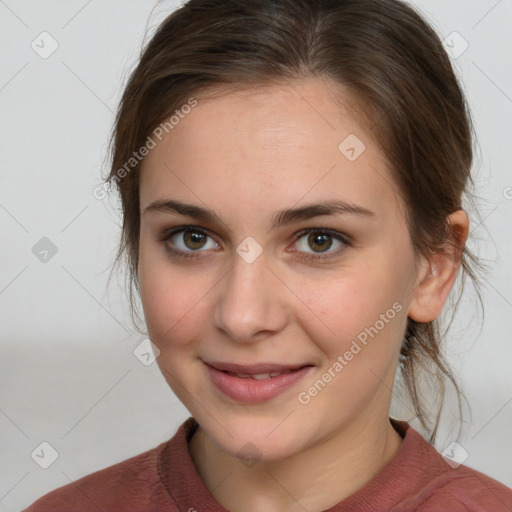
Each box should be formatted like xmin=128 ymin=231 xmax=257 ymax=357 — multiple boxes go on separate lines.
xmin=104 ymin=0 xmax=483 ymax=443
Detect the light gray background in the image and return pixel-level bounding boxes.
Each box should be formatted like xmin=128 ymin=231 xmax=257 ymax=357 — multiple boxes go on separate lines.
xmin=0 ymin=1 xmax=511 ymax=510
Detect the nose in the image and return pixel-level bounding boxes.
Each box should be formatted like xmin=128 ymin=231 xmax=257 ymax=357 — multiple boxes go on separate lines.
xmin=213 ymin=248 xmax=288 ymax=343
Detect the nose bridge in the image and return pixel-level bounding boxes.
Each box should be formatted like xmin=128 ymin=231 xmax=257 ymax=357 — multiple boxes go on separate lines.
xmin=214 ymin=248 xmax=286 ymax=341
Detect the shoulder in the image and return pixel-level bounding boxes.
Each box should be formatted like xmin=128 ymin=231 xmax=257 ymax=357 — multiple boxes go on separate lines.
xmin=393 ymin=423 xmax=512 ymax=511
xmin=22 ymin=441 xmax=171 ymax=512
xmin=406 ymin=463 xmax=512 ymax=511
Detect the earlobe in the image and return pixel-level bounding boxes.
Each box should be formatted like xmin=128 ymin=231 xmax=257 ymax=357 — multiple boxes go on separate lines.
xmin=407 ymin=210 xmax=469 ymax=323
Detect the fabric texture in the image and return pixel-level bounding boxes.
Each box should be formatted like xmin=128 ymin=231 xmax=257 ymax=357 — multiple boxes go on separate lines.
xmin=23 ymin=417 xmax=512 ymax=511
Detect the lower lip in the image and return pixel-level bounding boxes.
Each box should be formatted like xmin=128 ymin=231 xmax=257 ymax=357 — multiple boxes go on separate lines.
xmin=205 ymin=364 xmax=313 ymax=403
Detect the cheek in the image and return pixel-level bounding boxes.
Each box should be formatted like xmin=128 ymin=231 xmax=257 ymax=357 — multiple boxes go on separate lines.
xmin=138 ymin=250 xmax=209 ymax=348
xmin=300 ymin=264 xmax=409 ymax=361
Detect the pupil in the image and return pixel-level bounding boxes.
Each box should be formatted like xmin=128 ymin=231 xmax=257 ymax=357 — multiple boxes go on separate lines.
xmin=183 ymin=231 xmax=332 ymax=253
xmin=309 ymin=233 xmax=331 ymax=252
xmin=186 ymin=231 xmax=206 ymax=249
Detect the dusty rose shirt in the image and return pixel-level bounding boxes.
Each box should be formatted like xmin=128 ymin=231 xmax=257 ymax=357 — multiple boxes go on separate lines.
xmin=24 ymin=417 xmax=512 ymax=511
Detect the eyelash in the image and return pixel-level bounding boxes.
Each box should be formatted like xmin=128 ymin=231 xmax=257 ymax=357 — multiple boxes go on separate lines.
xmin=157 ymin=225 xmax=351 ymax=262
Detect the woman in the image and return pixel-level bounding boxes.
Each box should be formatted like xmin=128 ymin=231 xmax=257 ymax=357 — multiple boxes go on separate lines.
xmin=25 ymin=0 xmax=512 ymax=510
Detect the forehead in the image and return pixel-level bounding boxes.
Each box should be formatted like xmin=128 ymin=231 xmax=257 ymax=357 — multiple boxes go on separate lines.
xmin=139 ymin=78 xmax=401 ymax=221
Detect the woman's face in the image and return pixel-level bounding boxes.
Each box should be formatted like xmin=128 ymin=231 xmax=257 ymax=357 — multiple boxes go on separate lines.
xmin=138 ymin=78 xmax=421 ymax=461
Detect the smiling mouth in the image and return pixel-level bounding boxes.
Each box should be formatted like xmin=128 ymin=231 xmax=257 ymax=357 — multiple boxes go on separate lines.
xmin=203 ymin=361 xmax=313 ymax=380
xmin=222 ymin=369 xmax=299 ymax=379
xmin=203 ymin=360 xmax=315 ymax=403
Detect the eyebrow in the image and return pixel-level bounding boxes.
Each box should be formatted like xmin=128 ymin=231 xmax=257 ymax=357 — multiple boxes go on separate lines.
xmin=143 ymin=198 xmax=375 ymax=229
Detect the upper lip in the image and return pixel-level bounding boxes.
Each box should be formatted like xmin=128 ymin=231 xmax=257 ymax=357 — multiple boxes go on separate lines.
xmin=203 ymin=360 xmax=311 ymax=374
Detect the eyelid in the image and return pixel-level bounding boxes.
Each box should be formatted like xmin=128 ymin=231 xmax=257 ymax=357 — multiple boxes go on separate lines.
xmin=293 ymin=227 xmax=350 ymax=246
xmin=289 ymin=227 xmax=350 ymax=261
xmin=156 ymin=225 xmax=220 ymax=259
xmin=158 ymin=224 xmax=350 ymax=260
xmin=157 ymin=225 xmax=217 ymax=245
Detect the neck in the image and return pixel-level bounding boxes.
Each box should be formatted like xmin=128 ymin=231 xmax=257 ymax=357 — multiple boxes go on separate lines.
xmin=189 ymin=408 xmax=403 ymax=512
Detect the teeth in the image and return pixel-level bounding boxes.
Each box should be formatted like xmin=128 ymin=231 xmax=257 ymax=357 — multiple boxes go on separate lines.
xmin=226 ymin=369 xmax=299 ymax=379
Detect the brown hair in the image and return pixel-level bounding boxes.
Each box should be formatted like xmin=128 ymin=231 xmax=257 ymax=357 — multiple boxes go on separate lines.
xmin=103 ymin=0 xmax=483 ymax=443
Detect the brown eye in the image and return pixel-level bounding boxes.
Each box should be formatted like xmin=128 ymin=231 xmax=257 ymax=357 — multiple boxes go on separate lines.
xmin=159 ymin=226 xmax=219 ymax=259
xmin=182 ymin=230 xmax=208 ymax=250
xmin=158 ymin=225 xmax=349 ymax=262
xmin=292 ymin=228 xmax=349 ymax=261
xmin=307 ymin=232 xmax=333 ymax=253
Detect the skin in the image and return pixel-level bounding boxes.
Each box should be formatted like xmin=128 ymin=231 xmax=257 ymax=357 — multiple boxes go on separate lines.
xmin=137 ymin=77 xmax=469 ymax=512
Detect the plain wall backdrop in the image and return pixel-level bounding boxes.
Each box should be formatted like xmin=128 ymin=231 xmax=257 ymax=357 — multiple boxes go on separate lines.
xmin=0 ymin=0 xmax=511 ymax=510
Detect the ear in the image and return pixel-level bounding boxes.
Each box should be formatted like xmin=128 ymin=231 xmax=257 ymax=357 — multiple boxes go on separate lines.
xmin=408 ymin=210 xmax=469 ymax=323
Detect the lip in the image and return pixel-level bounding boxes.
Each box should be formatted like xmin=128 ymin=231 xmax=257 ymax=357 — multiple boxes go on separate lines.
xmin=204 ymin=361 xmax=314 ymax=403
xmin=204 ymin=361 xmax=310 ymax=374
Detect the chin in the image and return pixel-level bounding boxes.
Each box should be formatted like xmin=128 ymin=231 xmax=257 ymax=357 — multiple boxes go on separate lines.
xmin=198 ymin=411 xmax=313 ymax=464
